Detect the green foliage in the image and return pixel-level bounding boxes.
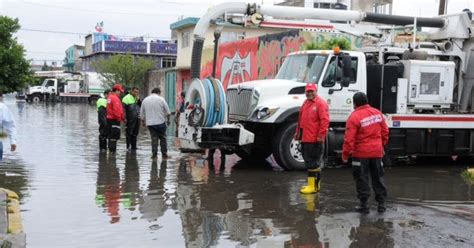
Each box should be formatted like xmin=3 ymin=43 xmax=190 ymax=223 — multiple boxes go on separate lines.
xmin=92 ymin=54 xmax=156 ymax=88
xmin=305 ymin=37 xmax=352 ymax=51
xmin=461 ymin=169 xmax=474 ymax=184
xmin=0 ymin=16 xmax=32 ymax=93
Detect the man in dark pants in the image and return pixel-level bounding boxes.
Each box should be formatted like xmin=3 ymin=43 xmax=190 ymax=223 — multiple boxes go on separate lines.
xmin=295 ymin=83 xmax=330 ymax=194
xmin=122 ymin=87 xmax=141 ymax=151
xmin=140 ymin=87 xmax=171 ymax=159
xmin=342 ymin=92 xmax=389 ymax=213
xmin=97 ymin=89 xmax=110 ymax=152
xmin=107 ymin=84 xmax=125 ymax=154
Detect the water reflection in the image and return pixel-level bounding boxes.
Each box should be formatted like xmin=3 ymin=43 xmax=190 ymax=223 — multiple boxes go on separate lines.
xmin=96 ymin=155 xmax=121 ymax=224
xmin=139 ymin=160 xmax=168 ymax=223
xmin=122 ymin=153 xmax=140 ymax=211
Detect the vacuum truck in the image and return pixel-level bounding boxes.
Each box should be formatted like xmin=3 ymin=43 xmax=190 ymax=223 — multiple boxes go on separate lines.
xmin=179 ymin=2 xmax=474 ymax=170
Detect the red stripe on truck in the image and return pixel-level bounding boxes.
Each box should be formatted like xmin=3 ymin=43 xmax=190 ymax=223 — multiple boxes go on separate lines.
xmin=392 ymin=116 xmax=474 ymax=122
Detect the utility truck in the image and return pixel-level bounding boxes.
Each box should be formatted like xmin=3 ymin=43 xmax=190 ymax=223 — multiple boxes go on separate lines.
xmin=179 ymin=3 xmax=474 ymax=169
xmin=26 ymin=72 xmax=105 ymax=103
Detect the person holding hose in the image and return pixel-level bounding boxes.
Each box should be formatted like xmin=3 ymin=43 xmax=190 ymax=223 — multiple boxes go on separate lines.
xmin=107 ymin=84 xmax=125 ymax=154
xmin=295 ymin=83 xmax=330 ymax=194
xmin=342 ymin=92 xmax=389 ymax=213
xmin=122 ymin=87 xmax=141 ymax=152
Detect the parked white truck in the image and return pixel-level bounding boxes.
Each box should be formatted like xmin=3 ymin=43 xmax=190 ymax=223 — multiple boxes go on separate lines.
xmin=26 ymin=72 xmax=106 ymax=103
xmin=179 ymin=3 xmax=474 ymax=169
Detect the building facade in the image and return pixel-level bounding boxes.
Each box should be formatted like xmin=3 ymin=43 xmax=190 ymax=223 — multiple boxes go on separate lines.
xmin=81 ymin=37 xmax=177 ymax=72
xmin=64 ymin=45 xmax=85 ymax=72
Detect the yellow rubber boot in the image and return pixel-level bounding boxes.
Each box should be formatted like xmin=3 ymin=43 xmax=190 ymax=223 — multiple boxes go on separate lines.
xmin=300 ymin=168 xmax=321 ymax=193
xmin=300 ymin=176 xmax=317 ymax=194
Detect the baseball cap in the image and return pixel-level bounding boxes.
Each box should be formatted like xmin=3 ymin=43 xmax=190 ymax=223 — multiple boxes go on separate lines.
xmin=112 ymin=84 xmax=124 ymax=93
xmin=305 ymin=83 xmax=317 ymax=92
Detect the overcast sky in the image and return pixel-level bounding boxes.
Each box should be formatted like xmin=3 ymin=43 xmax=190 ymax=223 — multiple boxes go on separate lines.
xmin=0 ymin=0 xmax=473 ymax=65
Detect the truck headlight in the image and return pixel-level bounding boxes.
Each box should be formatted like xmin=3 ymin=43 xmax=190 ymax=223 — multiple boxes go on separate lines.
xmin=256 ymin=107 xmax=279 ymax=120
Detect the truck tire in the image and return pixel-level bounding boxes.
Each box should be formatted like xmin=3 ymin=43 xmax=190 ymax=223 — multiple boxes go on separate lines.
xmin=31 ymin=94 xmax=42 ymax=103
xmin=272 ymin=122 xmax=306 ymax=170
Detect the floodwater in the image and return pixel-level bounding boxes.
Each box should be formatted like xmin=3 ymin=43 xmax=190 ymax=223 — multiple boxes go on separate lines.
xmin=1 ymin=100 xmax=473 ymax=248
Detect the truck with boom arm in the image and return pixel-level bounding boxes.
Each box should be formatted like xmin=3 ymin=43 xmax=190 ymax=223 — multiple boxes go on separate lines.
xmin=179 ymin=2 xmax=474 ymax=170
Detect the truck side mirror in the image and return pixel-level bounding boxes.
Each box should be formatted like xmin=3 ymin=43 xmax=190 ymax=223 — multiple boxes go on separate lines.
xmin=341 ymin=53 xmax=352 ymax=87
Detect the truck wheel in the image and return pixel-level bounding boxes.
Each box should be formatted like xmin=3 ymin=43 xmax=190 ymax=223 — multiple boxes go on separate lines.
xmin=31 ymin=94 xmax=42 ymax=103
xmin=272 ymin=122 xmax=306 ymax=170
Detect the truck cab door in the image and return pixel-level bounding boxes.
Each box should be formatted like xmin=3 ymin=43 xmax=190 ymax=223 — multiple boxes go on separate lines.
xmin=318 ymin=55 xmax=363 ymax=123
xmin=44 ymin=79 xmax=56 ymax=94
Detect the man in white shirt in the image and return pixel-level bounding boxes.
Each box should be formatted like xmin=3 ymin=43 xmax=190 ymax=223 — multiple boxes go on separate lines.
xmin=140 ymin=88 xmax=171 ymax=159
xmin=0 ymin=94 xmax=17 ymax=160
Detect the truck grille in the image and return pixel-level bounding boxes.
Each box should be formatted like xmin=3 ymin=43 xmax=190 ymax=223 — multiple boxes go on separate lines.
xmin=227 ymin=88 xmax=255 ymax=121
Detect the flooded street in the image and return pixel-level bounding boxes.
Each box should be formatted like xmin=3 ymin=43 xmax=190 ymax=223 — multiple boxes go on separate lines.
xmin=1 ymin=101 xmax=473 ymax=247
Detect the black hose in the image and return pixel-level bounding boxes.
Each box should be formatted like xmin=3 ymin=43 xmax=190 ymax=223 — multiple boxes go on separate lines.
xmin=191 ymin=39 xmax=204 ymax=79
xmin=364 ymin=13 xmax=445 ymax=28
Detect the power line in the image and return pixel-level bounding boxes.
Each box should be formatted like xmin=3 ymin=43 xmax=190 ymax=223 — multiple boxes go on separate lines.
xmin=20 ymin=28 xmax=171 ymax=40
xmin=27 ymin=51 xmax=66 ymax=55
xmin=22 ymin=1 xmax=189 ymax=17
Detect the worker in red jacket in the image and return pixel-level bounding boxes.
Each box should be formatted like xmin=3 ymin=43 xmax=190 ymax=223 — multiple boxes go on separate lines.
xmin=295 ymin=83 xmax=330 ymax=194
xmin=107 ymin=84 xmax=125 ymax=154
xmin=342 ymin=92 xmax=389 ymax=213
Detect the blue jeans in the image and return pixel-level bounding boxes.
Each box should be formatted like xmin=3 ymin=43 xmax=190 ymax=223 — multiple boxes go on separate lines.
xmin=0 ymin=141 xmax=3 ymax=160
xmin=148 ymin=123 xmax=167 ymax=156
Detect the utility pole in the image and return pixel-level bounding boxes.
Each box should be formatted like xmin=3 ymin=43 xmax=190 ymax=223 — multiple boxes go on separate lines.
xmin=438 ymin=0 xmax=446 ymax=15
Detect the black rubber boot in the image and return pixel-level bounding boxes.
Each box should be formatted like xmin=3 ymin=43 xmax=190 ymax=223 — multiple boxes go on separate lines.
xmin=355 ymin=201 xmax=369 ymax=214
xmin=126 ymin=135 xmax=131 ymax=150
xmin=109 ymin=140 xmax=117 ymax=153
xmin=377 ymin=202 xmax=386 ymax=213
xmin=131 ymin=136 xmax=137 ymax=150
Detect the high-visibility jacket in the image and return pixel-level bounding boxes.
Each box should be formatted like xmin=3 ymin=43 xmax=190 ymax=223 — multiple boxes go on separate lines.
xmin=106 ymin=94 xmax=124 ymax=121
xmin=296 ymin=96 xmax=330 ymax=143
xmin=97 ymin=98 xmax=107 ymax=125
xmin=342 ymin=104 xmax=389 ymax=159
xmin=122 ymin=94 xmax=140 ymax=122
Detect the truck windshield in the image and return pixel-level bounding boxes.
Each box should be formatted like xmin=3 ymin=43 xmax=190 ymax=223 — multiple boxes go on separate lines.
xmin=276 ymin=54 xmax=328 ymax=83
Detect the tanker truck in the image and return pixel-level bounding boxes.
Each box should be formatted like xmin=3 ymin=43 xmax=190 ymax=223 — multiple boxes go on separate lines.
xmin=179 ymin=2 xmax=474 ymax=170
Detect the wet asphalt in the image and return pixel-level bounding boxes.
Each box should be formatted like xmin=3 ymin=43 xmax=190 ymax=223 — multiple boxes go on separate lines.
xmin=0 ymin=100 xmax=473 ymax=247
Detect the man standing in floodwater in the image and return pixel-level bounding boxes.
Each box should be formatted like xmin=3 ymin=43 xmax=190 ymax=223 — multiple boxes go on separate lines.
xmin=106 ymin=84 xmax=125 ymax=154
xmin=97 ymin=89 xmax=110 ymax=152
xmin=0 ymin=93 xmax=17 ymax=160
xmin=140 ymin=87 xmax=171 ymax=159
xmin=295 ymin=83 xmax=330 ymax=194
xmin=342 ymin=92 xmax=389 ymax=213
xmin=122 ymin=87 xmax=141 ymax=152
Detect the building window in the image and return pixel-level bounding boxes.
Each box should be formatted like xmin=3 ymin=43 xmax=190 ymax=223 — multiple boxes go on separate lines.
xmin=181 ymin=31 xmax=190 ymax=48
xmin=162 ymin=57 xmax=176 ymax=68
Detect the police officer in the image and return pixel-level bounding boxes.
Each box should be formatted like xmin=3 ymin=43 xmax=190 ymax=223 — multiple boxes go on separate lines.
xmin=295 ymin=83 xmax=330 ymax=194
xmin=97 ymin=89 xmax=110 ymax=152
xmin=107 ymin=84 xmax=125 ymax=154
xmin=342 ymin=92 xmax=389 ymax=213
xmin=122 ymin=87 xmax=141 ymax=151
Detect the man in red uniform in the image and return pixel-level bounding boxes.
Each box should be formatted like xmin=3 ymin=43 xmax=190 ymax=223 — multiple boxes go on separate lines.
xmin=107 ymin=84 xmax=125 ymax=154
xmin=342 ymin=92 xmax=389 ymax=213
xmin=295 ymin=83 xmax=330 ymax=194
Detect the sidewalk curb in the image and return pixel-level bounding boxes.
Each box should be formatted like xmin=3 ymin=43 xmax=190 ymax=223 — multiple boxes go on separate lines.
xmin=0 ymin=188 xmax=25 ymax=248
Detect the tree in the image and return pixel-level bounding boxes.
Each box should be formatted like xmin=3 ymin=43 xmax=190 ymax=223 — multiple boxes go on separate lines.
xmin=41 ymin=61 xmax=51 ymax=71
xmin=0 ymin=16 xmax=32 ymax=93
xmin=92 ymin=54 xmax=156 ymax=88
xmin=305 ymin=37 xmax=352 ymax=51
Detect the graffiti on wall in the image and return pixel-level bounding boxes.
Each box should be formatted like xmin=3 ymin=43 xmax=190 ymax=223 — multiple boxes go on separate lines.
xmin=201 ymin=38 xmax=258 ymax=89
xmin=257 ymin=30 xmax=306 ymax=80
xmin=200 ymin=30 xmax=372 ymax=90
